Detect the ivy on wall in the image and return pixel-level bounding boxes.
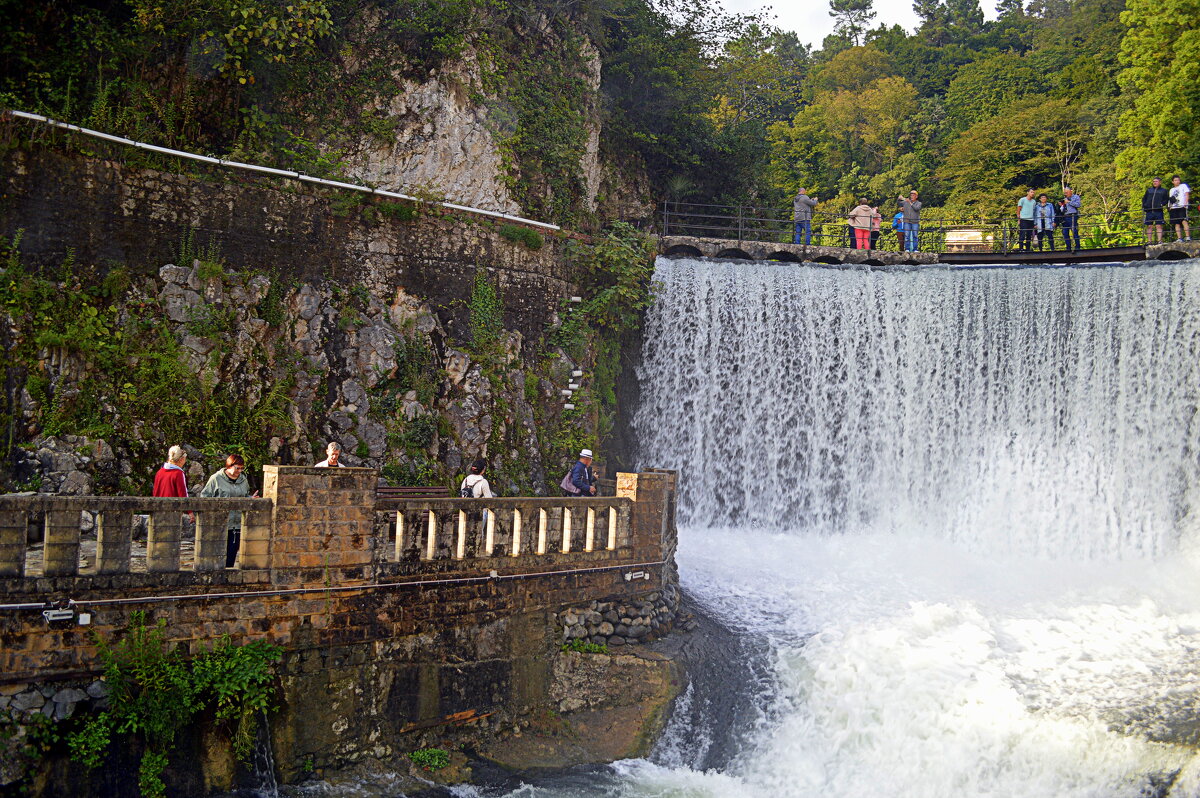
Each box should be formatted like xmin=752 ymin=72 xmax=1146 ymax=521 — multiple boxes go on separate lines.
xmin=0 ymin=232 xmax=296 ymax=487
xmin=68 ymin=612 xmax=282 ymax=798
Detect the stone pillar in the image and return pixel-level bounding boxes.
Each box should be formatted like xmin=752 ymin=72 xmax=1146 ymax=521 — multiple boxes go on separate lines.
xmin=0 ymin=508 xmax=28 ymax=577
xmin=43 ymin=510 xmax=80 ymax=577
xmin=616 ymin=471 xmax=674 ymax=560
xmin=95 ymin=508 xmax=132 ymax=575
xmin=261 ymin=466 xmax=376 ymax=585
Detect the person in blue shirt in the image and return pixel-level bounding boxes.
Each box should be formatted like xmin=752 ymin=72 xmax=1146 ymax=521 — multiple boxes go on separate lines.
xmin=1017 ymin=189 xmax=1038 ymax=251
xmin=565 ymin=449 xmax=596 ymax=497
xmin=892 ymin=209 xmax=905 ymax=250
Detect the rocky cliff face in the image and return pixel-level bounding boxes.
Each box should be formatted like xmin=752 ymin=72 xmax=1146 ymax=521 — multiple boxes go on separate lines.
xmin=1 ymin=146 xmax=616 ymax=495
xmin=342 ymin=56 xmax=523 ymax=215
xmin=302 ymin=7 xmax=651 ymax=225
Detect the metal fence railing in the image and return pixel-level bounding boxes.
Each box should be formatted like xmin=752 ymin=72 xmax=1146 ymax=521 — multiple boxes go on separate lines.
xmin=661 ymin=201 xmax=1183 ymax=255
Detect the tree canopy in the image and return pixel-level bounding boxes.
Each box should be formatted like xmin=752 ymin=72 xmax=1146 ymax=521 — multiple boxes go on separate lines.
xmin=0 ymin=0 xmax=1193 ymax=221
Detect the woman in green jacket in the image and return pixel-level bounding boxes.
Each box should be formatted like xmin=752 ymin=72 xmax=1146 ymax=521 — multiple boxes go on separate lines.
xmin=199 ymin=454 xmax=257 ymax=567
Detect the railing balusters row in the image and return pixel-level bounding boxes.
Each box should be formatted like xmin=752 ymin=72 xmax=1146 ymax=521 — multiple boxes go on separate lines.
xmin=662 ymin=200 xmax=1166 ymax=254
xmin=378 ymin=499 xmax=631 ymax=563
xmin=0 ymin=495 xmax=635 ymax=576
xmin=0 ymin=497 xmax=271 ymax=577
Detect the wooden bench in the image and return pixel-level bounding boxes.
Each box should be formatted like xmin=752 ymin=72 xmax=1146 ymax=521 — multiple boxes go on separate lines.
xmin=376 ymin=485 xmax=453 ymax=500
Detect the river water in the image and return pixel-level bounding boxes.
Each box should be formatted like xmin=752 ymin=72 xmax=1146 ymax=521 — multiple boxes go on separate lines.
xmin=408 ymin=256 xmax=1200 ymax=798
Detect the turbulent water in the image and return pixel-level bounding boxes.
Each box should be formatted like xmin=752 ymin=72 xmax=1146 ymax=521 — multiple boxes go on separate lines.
xmin=425 ymin=256 xmax=1200 ymax=798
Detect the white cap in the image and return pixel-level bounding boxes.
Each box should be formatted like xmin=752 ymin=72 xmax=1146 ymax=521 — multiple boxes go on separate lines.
xmin=579 ymin=449 xmax=593 ymax=458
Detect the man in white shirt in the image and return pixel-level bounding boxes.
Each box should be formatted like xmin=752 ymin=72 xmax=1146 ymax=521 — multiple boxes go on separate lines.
xmin=314 ymin=441 xmax=345 ymax=467
xmin=1169 ymin=175 xmax=1191 ymax=242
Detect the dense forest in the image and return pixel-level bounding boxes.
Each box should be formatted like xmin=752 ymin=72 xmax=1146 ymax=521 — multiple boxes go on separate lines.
xmin=0 ymin=0 xmax=1197 ymax=223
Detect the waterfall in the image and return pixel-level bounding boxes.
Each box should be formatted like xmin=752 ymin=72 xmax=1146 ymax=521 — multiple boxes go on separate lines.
xmin=485 ymin=256 xmax=1200 ymax=798
xmin=634 ymin=257 xmax=1200 ymax=560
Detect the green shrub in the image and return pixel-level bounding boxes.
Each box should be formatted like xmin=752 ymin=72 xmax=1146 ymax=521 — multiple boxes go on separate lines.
xmin=406 ymin=747 xmax=450 ymax=771
xmin=67 ymin=612 xmax=281 ymax=798
xmin=468 ymin=268 xmax=503 ymax=352
xmin=400 ymin=415 xmax=438 ymax=451
xmin=499 ymin=224 xmax=544 ymax=250
xmin=561 ymin=639 xmax=608 ymax=654
xmin=377 ymin=200 xmax=420 ymax=222
xmin=183 ymin=303 xmax=236 ymax=339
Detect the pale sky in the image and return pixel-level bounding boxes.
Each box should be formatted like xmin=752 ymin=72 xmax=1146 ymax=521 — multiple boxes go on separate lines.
xmin=721 ymin=0 xmax=996 ymax=49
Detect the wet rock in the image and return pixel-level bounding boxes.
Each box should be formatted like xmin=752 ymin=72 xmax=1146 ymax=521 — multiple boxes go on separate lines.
xmin=53 ymin=688 xmax=87 ymax=704
xmin=158 ymin=264 xmax=191 ymax=284
xmin=446 ymin=350 xmax=471 ymax=385
xmin=294 ymin=284 xmax=322 ymax=321
xmin=11 ymin=691 xmax=44 ymax=712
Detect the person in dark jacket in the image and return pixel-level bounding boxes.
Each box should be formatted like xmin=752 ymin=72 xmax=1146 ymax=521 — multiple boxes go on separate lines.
xmin=1143 ymin=177 xmax=1169 ymax=243
xmin=1034 ymin=194 xmax=1056 ymax=251
xmin=1053 ymin=199 xmax=1067 ymax=247
xmin=1061 ymin=187 xmax=1082 ymax=252
xmin=565 ymin=449 xmax=596 ymax=497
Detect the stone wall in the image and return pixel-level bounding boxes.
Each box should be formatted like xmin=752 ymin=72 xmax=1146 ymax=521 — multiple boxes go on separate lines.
xmin=0 ymin=143 xmax=608 ymax=492
xmin=0 ymin=467 xmax=679 ymax=794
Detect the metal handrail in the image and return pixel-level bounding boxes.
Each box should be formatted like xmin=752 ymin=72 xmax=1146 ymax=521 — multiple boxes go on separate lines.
xmin=661 ymin=200 xmax=1173 ymax=254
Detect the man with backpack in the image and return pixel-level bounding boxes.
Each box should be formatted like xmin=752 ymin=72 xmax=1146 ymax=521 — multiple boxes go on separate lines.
xmin=460 ymin=459 xmax=494 ymax=498
xmin=561 ymin=449 xmax=597 ymax=497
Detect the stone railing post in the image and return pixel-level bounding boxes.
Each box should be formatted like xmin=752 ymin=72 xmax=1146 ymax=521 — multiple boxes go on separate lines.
xmin=261 ymin=466 xmax=376 ymax=585
xmin=615 ymin=471 xmax=676 ymax=560
xmin=0 ymin=507 xmax=28 ymax=577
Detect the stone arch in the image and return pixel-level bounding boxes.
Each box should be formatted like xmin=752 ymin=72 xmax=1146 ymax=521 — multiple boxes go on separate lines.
xmin=862 ymin=258 xmax=886 ymax=267
xmin=766 ymin=251 xmax=802 ymax=263
xmin=663 ymin=244 xmax=703 ymax=257
xmin=715 ymin=248 xmax=753 ymax=260
xmin=810 ymin=255 xmax=842 ymax=265
xmin=1155 ymin=249 xmax=1191 ymax=261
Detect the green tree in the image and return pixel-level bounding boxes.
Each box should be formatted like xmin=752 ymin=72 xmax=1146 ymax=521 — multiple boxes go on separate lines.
xmin=1115 ymin=0 xmax=1200 ymax=184
xmin=939 ymin=97 xmax=1086 ymax=216
xmin=829 ymin=0 xmax=877 ymax=47
xmin=943 ymin=52 xmax=1044 ymax=132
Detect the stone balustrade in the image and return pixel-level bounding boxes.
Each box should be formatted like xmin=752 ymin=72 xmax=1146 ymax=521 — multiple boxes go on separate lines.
xmin=0 ymin=495 xmax=273 ymax=577
xmin=376 ymin=497 xmax=632 ymax=562
xmin=0 ymin=467 xmax=669 ymax=583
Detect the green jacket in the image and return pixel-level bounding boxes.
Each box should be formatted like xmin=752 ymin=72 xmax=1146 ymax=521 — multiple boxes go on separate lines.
xmin=199 ymin=469 xmax=252 ymax=530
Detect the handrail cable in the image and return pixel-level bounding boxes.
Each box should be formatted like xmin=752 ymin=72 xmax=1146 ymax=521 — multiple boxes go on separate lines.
xmin=3 ymin=109 xmax=561 ymax=232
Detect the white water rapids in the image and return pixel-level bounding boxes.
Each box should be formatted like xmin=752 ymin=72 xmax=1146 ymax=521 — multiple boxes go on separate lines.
xmin=467 ymin=256 xmax=1200 ymax=798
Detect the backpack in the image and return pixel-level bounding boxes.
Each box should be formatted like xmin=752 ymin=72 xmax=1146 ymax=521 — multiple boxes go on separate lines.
xmin=560 ymin=470 xmax=581 ymax=495
xmin=460 ymin=476 xmax=477 ymax=498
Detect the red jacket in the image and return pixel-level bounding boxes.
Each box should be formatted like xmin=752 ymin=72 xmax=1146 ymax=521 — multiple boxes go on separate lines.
xmin=153 ymin=466 xmax=188 ymax=497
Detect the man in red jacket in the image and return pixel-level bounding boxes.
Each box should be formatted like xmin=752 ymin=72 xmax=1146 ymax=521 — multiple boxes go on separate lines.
xmin=152 ymin=445 xmax=189 ymax=497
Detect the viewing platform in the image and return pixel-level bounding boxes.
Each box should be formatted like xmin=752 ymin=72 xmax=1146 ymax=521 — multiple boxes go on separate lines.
xmin=659 ymin=235 xmax=1200 ymax=267
xmin=658 ymin=200 xmax=1200 ymax=267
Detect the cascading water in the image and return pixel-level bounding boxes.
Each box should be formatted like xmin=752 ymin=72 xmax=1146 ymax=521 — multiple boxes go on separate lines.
xmin=636 ymin=258 xmax=1200 ymax=558
xmin=626 ymin=256 xmax=1200 ymax=798
xmin=482 ymin=256 xmax=1200 ymax=798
